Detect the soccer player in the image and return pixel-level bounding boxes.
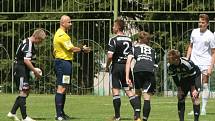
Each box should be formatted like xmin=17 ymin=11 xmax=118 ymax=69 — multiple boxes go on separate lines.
xmin=7 ymin=29 xmax=46 ymax=121
xmin=105 ymin=19 xmax=141 ymax=121
xmin=53 ymin=15 xmax=90 ymax=121
xmin=126 ymin=31 xmax=156 ymax=121
xmin=186 ymin=14 xmax=215 ymax=115
xmin=168 ymin=49 xmax=201 ymax=121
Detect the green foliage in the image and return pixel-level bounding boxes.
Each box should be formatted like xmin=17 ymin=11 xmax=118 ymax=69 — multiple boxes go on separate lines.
xmin=184 ymin=1 xmax=215 ymax=11
xmin=0 ymin=59 xmax=12 ymax=70
xmin=0 ymin=15 xmax=8 ymax=20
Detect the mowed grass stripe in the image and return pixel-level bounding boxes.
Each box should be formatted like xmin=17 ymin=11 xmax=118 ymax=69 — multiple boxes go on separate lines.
xmin=0 ymin=94 xmax=214 ymax=121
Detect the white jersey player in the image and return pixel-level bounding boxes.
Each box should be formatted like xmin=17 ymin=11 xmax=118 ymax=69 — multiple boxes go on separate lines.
xmin=187 ymin=14 xmax=215 ymax=115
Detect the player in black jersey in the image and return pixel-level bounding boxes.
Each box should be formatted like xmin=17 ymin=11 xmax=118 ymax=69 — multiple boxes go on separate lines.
xmin=126 ymin=31 xmax=156 ymax=121
xmin=167 ymin=49 xmax=201 ymax=121
xmin=7 ymin=29 xmax=46 ymax=121
xmin=105 ymin=19 xmax=141 ymax=121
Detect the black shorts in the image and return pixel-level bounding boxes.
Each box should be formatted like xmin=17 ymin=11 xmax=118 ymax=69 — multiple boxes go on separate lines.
xmin=110 ymin=63 xmax=133 ymax=89
xmin=13 ymin=64 xmax=30 ymax=91
xmin=180 ymin=74 xmax=201 ymax=98
xmin=134 ymin=71 xmax=156 ymax=94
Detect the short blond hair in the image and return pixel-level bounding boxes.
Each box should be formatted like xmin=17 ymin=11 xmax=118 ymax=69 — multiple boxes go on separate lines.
xmin=32 ymin=29 xmax=46 ymax=40
xmin=199 ymin=14 xmax=209 ymax=23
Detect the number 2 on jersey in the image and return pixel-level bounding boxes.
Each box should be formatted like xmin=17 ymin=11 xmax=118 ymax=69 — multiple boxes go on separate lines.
xmin=123 ymin=42 xmax=130 ymax=55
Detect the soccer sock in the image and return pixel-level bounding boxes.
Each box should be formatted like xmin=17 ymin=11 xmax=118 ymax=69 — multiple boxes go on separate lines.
xmin=19 ymin=96 xmax=27 ymax=119
xmin=143 ymin=100 xmax=151 ymax=121
xmin=193 ymin=104 xmax=200 ymax=121
xmin=11 ymin=96 xmax=20 ymax=114
xmin=113 ymin=95 xmax=121 ymax=118
xmin=129 ymin=96 xmax=141 ymax=119
xmin=135 ymin=90 xmax=142 ymax=109
xmin=137 ymin=95 xmax=141 ymax=103
xmin=202 ymin=83 xmax=209 ymax=112
xmin=62 ymin=94 xmax=66 ymax=115
xmin=55 ymin=93 xmax=64 ymax=117
xmin=137 ymin=95 xmax=141 ymax=109
xmin=178 ymin=101 xmax=185 ymax=121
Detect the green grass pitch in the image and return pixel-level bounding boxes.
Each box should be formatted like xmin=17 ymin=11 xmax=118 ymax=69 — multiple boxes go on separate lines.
xmin=0 ymin=94 xmax=214 ymax=121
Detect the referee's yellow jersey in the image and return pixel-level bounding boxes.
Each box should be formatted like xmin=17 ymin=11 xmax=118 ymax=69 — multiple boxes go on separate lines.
xmin=53 ymin=28 xmax=74 ymax=60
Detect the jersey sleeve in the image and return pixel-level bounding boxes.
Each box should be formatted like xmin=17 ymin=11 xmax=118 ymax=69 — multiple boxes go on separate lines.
xmin=187 ymin=66 xmax=196 ymax=86
xmin=62 ymin=40 xmax=74 ymax=50
xmin=181 ymin=58 xmax=199 ymax=86
xmin=210 ymin=32 xmax=215 ymax=48
xmin=153 ymin=49 xmax=159 ymax=68
xmin=190 ymin=29 xmax=195 ymax=43
xmin=22 ymin=42 xmax=32 ymax=60
xmin=59 ymin=35 xmax=74 ymax=51
xmin=183 ymin=59 xmax=198 ymax=78
xmin=108 ymin=38 xmax=115 ymax=54
xmin=167 ymin=64 xmax=180 ymax=87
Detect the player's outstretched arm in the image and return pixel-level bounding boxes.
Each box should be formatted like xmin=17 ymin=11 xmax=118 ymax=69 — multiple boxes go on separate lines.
xmin=69 ymin=45 xmax=91 ymax=53
xmin=70 ymin=46 xmax=81 ymax=52
xmin=82 ymin=45 xmax=91 ymax=53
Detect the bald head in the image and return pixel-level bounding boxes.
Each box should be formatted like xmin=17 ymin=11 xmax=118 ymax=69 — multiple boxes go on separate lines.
xmin=60 ymin=15 xmax=70 ymax=24
xmin=60 ymin=15 xmax=72 ymax=31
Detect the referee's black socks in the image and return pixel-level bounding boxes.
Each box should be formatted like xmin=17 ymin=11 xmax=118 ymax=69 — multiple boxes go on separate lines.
xmin=55 ymin=93 xmax=64 ymax=117
xmin=62 ymin=94 xmax=66 ymax=115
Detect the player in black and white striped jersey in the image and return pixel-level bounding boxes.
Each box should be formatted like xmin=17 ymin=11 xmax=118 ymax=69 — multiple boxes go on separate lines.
xmin=126 ymin=31 xmax=156 ymax=121
xmin=105 ymin=19 xmax=141 ymax=121
xmin=168 ymin=49 xmax=201 ymax=121
xmin=7 ymin=29 xmax=46 ymax=121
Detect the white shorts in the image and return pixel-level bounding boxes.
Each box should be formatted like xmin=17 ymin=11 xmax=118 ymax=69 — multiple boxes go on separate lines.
xmin=197 ymin=65 xmax=208 ymax=75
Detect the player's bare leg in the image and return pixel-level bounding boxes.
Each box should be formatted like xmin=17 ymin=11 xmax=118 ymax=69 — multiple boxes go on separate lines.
xmin=191 ymin=92 xmax=200 ymax=121
xmin=135 ymin=89 xmax=142 ymax=106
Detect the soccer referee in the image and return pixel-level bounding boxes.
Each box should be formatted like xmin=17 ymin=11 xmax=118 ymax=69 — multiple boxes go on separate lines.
xmin=53 ymin=15 xmax=90 ymax=121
